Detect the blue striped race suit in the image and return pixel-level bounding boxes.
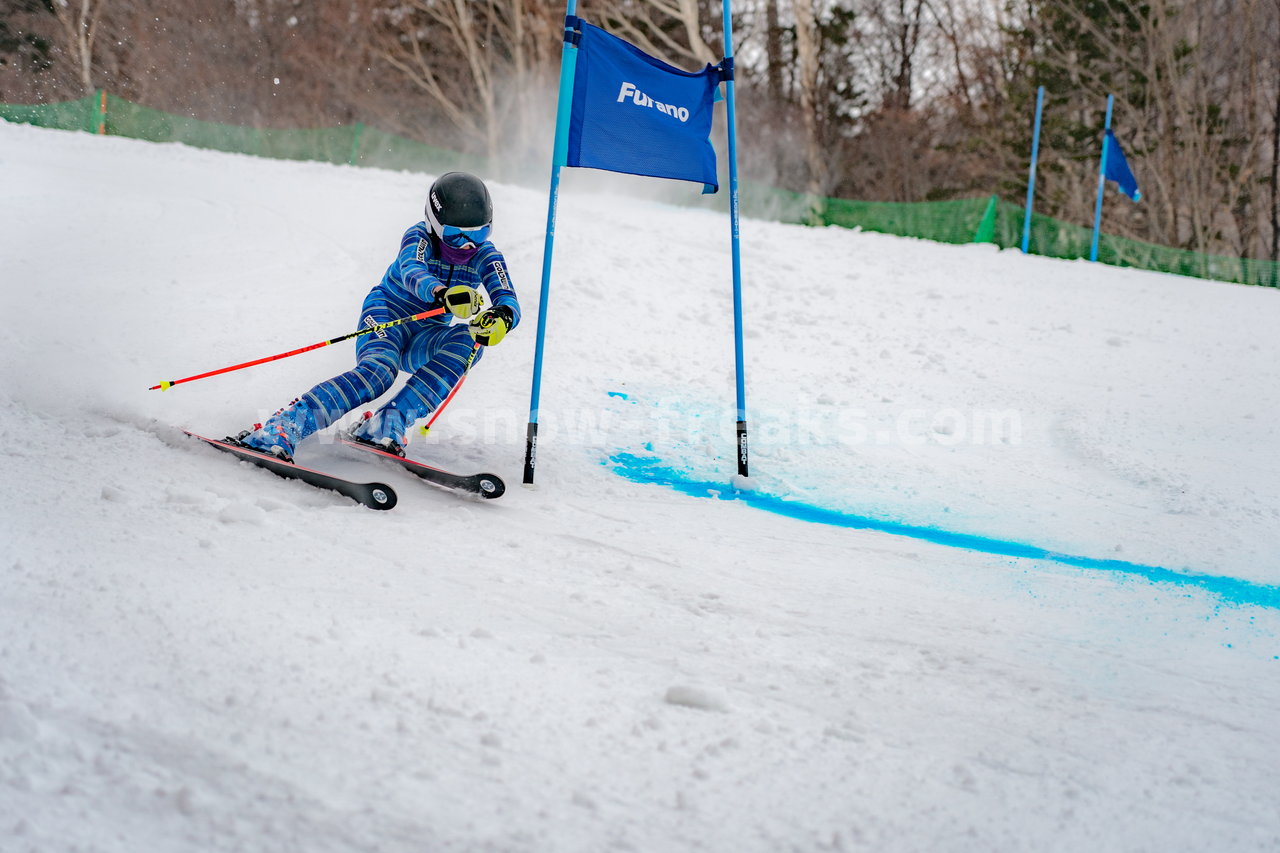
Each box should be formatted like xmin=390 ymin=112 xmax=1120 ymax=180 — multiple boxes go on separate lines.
xmin=274 ymin=222 xmax=520 ymax=442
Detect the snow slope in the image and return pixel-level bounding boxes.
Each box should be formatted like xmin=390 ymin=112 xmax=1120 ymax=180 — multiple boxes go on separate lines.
xmin=2 ymin=120 xmax=1279 ymax=852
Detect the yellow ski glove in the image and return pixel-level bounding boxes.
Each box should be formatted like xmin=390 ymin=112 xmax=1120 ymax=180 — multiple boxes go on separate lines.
xmin=438 ymin=285 xmax=482 ymax=320
xmin=469 ymin=307 xmax=513 ymax=346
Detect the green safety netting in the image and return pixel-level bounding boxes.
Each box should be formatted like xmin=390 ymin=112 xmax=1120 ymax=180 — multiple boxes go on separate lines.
xmin=3 ymin=93 xmax=1276 ymax=288
xmin=0 ymin=92 xmax=483 ymax=172
xmin=355 ymin=125 xmax=487 ymax=174
xmin=0 ymin=91 xmax=103 ymax=132
xmin=981 ymin=198 xmax=1277 ymax=288
xmin=743 ymin=187 xmax=1278 ymax=288
xmin=826 ymin=196 xmax=1000 ymax=246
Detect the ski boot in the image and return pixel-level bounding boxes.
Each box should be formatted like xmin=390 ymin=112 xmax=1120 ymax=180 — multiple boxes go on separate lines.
xmin=236 ymin=398 xmax=318 ymax=463
xmin=348 ymin=406 xmax=412 ymax=457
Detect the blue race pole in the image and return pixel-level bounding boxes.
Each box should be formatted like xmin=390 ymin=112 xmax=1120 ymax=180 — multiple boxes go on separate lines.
xmin=722 ymin=0 xmax=750 ymax=479
xmin=524 ymin=6 xmax=582 ymax=485
xmin=1021 ymin=85 xmax=1044 ymax=254
xmin=1090 ymin=94 xmax=1114 ymax=263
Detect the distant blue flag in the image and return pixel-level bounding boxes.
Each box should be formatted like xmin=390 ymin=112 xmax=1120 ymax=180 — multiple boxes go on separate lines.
xmin=565 ymin=19 xmax=721 ymax=191
xmin=1104 ymin=130 xmax=1141 ymax=201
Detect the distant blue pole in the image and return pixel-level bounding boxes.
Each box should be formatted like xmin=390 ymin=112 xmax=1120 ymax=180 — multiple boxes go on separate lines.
xmin=1090 ymin=94 xmax=1114 ymax=263
xmin=1021 ymin=85 xmax=1044 ymax=254
xmin=722 ymin=0 xmax=749 ymax=479
xmin=523 ymin=4 xmax=581 ymax=486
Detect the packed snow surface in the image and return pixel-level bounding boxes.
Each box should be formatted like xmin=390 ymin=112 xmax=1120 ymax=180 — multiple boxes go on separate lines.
xmin=2 ymin=121 xmax=1279 ymax=851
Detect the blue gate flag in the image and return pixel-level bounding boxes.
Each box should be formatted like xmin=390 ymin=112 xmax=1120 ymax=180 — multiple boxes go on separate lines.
xmin=1104 ymin=130 xmax=1141 ymax=201
xmin=565 ymin=19 xmax=721 ymax=191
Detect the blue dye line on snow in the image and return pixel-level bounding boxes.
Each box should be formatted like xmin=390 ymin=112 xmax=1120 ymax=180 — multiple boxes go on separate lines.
xmin=608 ymin=452 xmax=1280 ymax=611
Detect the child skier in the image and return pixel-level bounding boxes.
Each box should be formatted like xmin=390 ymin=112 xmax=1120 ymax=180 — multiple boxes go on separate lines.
xmin=235 ymin=171 xmax=519 ymax=461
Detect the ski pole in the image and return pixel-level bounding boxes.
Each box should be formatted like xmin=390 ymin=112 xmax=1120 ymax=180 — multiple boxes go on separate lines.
xmin=148 ymin=307 xmax=446 ymax=391
xmin=418 ymin=341 xmax=482 ymax=439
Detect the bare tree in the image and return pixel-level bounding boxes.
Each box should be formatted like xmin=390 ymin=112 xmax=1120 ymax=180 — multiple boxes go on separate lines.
xmin=1270 ymin=0 xmax=1280 ymax=265
xmin=763 ymin=0 xmax=784 ymax=103
xmin=585 ymin=0 xmax=720 ymax=69
xmin=374 ymin=0 xmax=558 ymax=172
xmin=49 ymin=0 xmax=109 ymax=94
xmin=860 ymin=0 xmax=927 ymax=111
xmin=790 ymin=0 xmax=827 ymax=203
xmin=1272 ymin=66 xmax=1279 ymax=266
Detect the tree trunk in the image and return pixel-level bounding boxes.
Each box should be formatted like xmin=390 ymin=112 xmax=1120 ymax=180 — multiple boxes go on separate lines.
xmin=53 ymin=0 xmax=107 ymax=95
xmin=1272 ymin=10 xmax=1280 ymax=266
xmin=765 ymin=0 xmax=783 ymax=104
xmin=890 ymin=0 xmax=924 ymax=111
xmin=791 ymin=0 xmax=827 ymax=212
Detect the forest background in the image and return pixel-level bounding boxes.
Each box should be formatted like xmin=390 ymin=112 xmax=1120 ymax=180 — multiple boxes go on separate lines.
xmin=2 ymin=0 xmax=1277 ymax=263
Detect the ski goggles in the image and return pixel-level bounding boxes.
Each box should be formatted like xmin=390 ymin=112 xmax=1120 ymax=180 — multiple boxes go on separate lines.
xmin=440 ymin=223 xmax=492 ymax=250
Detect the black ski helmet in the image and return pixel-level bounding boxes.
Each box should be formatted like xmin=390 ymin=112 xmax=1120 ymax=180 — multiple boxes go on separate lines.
xmin=425 ymin=171 xmax=492 ymax=236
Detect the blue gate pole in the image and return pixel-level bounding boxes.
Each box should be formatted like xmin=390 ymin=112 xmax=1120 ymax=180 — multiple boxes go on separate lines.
xmin=722 ymin=0 xmax=750 ymax=479
xmin=1021 ymin=85 xmax=1044 ymax=254
xmin=1089 ymin=94 xmax=1114 ymax=263
xmin=523 ymin=6 xmax=581 ymax=486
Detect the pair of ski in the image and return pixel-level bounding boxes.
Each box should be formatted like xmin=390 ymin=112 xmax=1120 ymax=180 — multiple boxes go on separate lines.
xmin=184 ymin=430 xmax=504 ymax=510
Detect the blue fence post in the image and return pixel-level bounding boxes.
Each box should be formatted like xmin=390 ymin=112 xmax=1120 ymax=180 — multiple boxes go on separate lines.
xmin=721 ymin=0 xmax=750 ymax=479
xmin=1021 ymin=85 xmax=1044 ymax=254
xmin=1090 ymin=94 xmax=1114 ymax=263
